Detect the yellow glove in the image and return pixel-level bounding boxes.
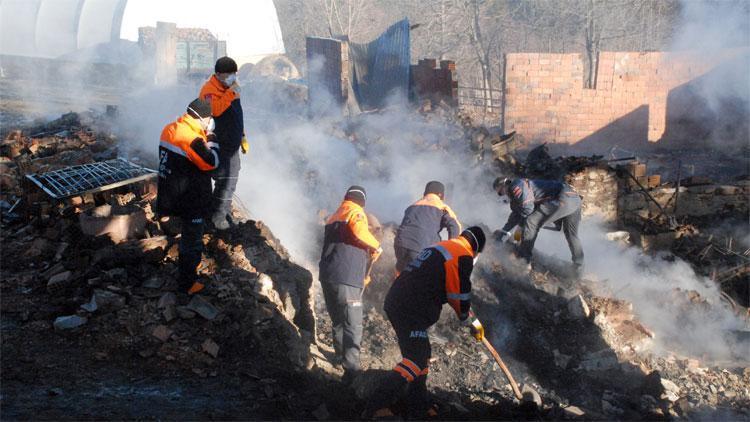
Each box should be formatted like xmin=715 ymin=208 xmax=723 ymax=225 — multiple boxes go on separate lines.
xmin=240 ymin=135 xmax=249 ymax=154
xmin=469 ymin=318 xmax=485 ymax=342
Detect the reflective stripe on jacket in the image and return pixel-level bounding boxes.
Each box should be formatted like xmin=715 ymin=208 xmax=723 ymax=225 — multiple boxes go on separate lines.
xmin=200 ymin=75 xmax=244 ymax=154
xmin=384 ymin=237 xmax=474 ymax=328
xmin=394 ymin=193 xmax=461 ymax=253
xmin=319 ymin=200 xmax=380 ymax=288
xmin=156 ymin=114 xmax=219 ymax=218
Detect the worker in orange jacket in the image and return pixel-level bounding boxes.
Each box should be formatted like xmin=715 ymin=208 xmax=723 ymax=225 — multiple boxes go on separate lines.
xmin=364 ymin=226 xmax=486 ymax=419
xmin=156 ymin=99 xmax=220 ymax=295
xmin=199 ymin=57 xmax=248 ymax=230
xmin=319 ymin=186 xmax=382 ymax=384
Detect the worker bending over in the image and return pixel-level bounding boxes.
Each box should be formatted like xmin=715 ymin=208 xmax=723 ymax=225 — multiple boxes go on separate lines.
xmin=393 ymin=181 xmax=461 ymax=274
xmin=157 ymin=99 xmax=220 ymax=295
xmin=319 ymin=186 xmax=382 ymax=385
xmin=493 ymin=177 xmax=584 ymax=275
xmin=364 ymin=226 xmax=486 ymax=419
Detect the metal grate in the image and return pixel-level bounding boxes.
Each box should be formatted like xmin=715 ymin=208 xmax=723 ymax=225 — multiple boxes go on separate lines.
xmin=26 ymin=158 xmax=157 ymax=200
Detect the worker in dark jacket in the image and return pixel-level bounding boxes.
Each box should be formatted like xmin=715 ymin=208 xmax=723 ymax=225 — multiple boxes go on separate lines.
xmin=493 ymin=177 xmax=584 ymax=274
xmin=364 ymin=226 xmax=487 ymax=419
xmin=319 ymin=186 xmax=382 ymax=384
xmin=393 ymin=181 xmax=461 ymax=274
xmin=199 ymin=56 xmax=248 ymax=230
xmin=157 ymin=99 xmax=220 ymax=295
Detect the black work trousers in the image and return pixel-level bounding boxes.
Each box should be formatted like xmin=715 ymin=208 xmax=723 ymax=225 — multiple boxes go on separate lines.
xmin=178 ymin=217 xmax=205 ymax=289
xmin=211 ymin=149 xmax=241 ymax=223
xmin=394 ymin=245 xmax=420 ymax=274
xmin=320 ymin=281 xmax=363 ymax=373
xmin=520 ymin=193 xmax=584 ymax=267
xmin=365 ymin=309 xmax=432 ymax=416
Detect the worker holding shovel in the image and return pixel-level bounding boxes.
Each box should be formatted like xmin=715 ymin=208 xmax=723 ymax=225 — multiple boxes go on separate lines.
xmin=364 ymin=227 xmax=486 ymax=419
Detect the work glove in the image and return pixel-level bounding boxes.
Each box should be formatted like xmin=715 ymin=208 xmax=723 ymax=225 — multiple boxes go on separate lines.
xmin=469 ymin=318 xmax=485 ymax=342
xmin=240 ymin=135 xmax=249 ymax=154
xmin=372 ymin=247 xmax=383 ymax=261
xmin=493 ymin=230 xmax=510 ymax=242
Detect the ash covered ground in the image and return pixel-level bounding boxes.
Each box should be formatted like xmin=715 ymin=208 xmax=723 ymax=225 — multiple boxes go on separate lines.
xmin=1 ymin=77 xmax=749 ymax=421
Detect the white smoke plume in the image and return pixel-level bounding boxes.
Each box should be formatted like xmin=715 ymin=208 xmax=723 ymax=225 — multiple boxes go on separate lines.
xmin=533 ymin=219 xmax=748 ymax=362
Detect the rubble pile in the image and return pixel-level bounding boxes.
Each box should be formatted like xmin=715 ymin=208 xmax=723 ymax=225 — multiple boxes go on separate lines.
xmin=0 ymin=112 xmax=119 ymax=221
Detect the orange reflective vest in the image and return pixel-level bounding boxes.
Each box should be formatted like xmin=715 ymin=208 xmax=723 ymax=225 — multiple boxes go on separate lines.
xmin=319 ymin=200 xmax=380 ymax=287
xmin=433 ymin=236 xmax=474 ymax=316
xmin=159 ymin=114 xmax=218 ymax=171
xmin=199 ymin=75 xmax=237 ymax=117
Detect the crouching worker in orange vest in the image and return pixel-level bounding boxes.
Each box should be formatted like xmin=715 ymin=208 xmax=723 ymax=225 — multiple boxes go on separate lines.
xmin=319 ymin=186 xmax=382 ymax=385
xmin=156 ymin=98 xmax=220 ymax=295
xmin=363 ymin=226 xmax=486 ymax=419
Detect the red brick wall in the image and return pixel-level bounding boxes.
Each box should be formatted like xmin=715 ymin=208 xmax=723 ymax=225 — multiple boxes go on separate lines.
xmin=503 ymin=49 xmax=748 ymax=144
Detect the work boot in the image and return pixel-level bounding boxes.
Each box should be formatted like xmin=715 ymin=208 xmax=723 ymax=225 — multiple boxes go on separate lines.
xmin=187 ymin=281 xmax=205 ymax=295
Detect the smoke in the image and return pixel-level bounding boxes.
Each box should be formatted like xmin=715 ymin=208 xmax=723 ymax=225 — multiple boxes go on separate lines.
xmin=533 ymin=219 xmax=748 ymax=362
xmin=664 ymin=0 xmax=750 ymax=147
xmin=238 ymin=91 xmax=503 ymax=266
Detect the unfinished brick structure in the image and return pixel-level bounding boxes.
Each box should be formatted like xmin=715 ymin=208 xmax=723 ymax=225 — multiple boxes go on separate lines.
xmin=410 ymin=59 xmax=458 ymax=106
xmin=503 ymin=48 xmax=749 ymax=145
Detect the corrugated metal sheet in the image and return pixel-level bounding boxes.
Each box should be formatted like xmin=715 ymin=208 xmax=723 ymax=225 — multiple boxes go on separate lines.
xmin=349 ymin=19 xmax=410 ymax=110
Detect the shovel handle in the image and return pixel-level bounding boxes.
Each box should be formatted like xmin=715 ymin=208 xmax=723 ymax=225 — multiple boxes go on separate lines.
xmin=481 ymin=336 xmax=523 ymax=400
xmin=468 ymin=311 xmax=523 ymax=400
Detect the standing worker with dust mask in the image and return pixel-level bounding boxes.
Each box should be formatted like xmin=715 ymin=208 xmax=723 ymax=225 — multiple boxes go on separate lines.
xmin=393 ymin=181 xmax=462 ymax=275
xmin=319 ymin=186 xmax=383 ymax=385
xmin=156 ymin=99 xmax=220 ymax=295
xmin=199 ymin=56 xmax=249 ymax=230
xmin=493 ymin=177 xmax=584 ymax=276
xmin=364 ymin=226 xmax=487 ymax=419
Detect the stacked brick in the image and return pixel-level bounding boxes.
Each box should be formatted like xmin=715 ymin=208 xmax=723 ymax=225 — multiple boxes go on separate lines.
xmin=410 ymin=59 xmax=458 ymax=106
xmin=503 ymin=48 xmax=749 ymax=144
xmin=565 ymin=165 xmax=619 ymax=223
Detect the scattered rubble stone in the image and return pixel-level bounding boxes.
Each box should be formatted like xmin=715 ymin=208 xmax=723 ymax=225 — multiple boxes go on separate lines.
xmin=53 ymin=315 xmax=87 ymax=330
xmin=157 ymin=293 xmax=176 ymax=309
xmin=187 ymin=295 xmax=219 ymax=321
xmin=201 ymin=339 xmax=220 ymax=358
xmin=151 ymin=325 xmax=173 ymax=342
xmin=567 ymin=295 xmax=590 ymax=319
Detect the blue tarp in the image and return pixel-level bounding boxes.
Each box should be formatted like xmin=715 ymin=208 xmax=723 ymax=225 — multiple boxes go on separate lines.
xmin=349 ymin=19 xmax=410 ymax=110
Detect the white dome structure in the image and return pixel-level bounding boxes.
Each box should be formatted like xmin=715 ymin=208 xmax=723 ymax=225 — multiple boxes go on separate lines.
xmin=0 ymin=0 xmax=285 ymax=65
xmin=0 ymin=0 xmax=127 ymax=58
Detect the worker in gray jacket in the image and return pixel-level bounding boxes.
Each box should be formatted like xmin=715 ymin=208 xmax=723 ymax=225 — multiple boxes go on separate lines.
xmin=493 ymin=177 xmax=584 ymax=274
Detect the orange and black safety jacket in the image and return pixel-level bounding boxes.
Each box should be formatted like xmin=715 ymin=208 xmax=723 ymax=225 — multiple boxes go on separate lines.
xmin=156 ymin=114 xmax=219 ymax=219
xmin=394 ymin=193 xmax=461 ymax=253
xmin=319 ymin=200 xmax=381 ymax=288
xmin=384 ymin=236 xmax=475 ymax=327
xmin=199 ymin=75 xmax=244 ymax=154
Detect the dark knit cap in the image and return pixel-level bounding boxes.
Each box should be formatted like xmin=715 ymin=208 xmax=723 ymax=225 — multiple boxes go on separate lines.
xmin=186 ymin=98 xmax=212 ymax=119
xmin=461 ymin=226 xmax=486 ymax=254
xmin=493 ymin=177 xmax=511 ymax=192
xmin=424 ymin=180 xmax=445 ymax=197
xmin=215 ymin=56 xmax=238 ymax=73
xmin=344 ymin=185 xmax=367 ymax=207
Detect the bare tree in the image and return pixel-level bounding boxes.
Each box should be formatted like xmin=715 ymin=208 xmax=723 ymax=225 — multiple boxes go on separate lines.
xmin=320 ymin=0 xmax=370 ymax=40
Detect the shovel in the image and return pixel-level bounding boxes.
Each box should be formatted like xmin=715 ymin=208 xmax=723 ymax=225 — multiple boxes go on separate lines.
xmin=470 ymin=312 xmax=542 ymax=407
